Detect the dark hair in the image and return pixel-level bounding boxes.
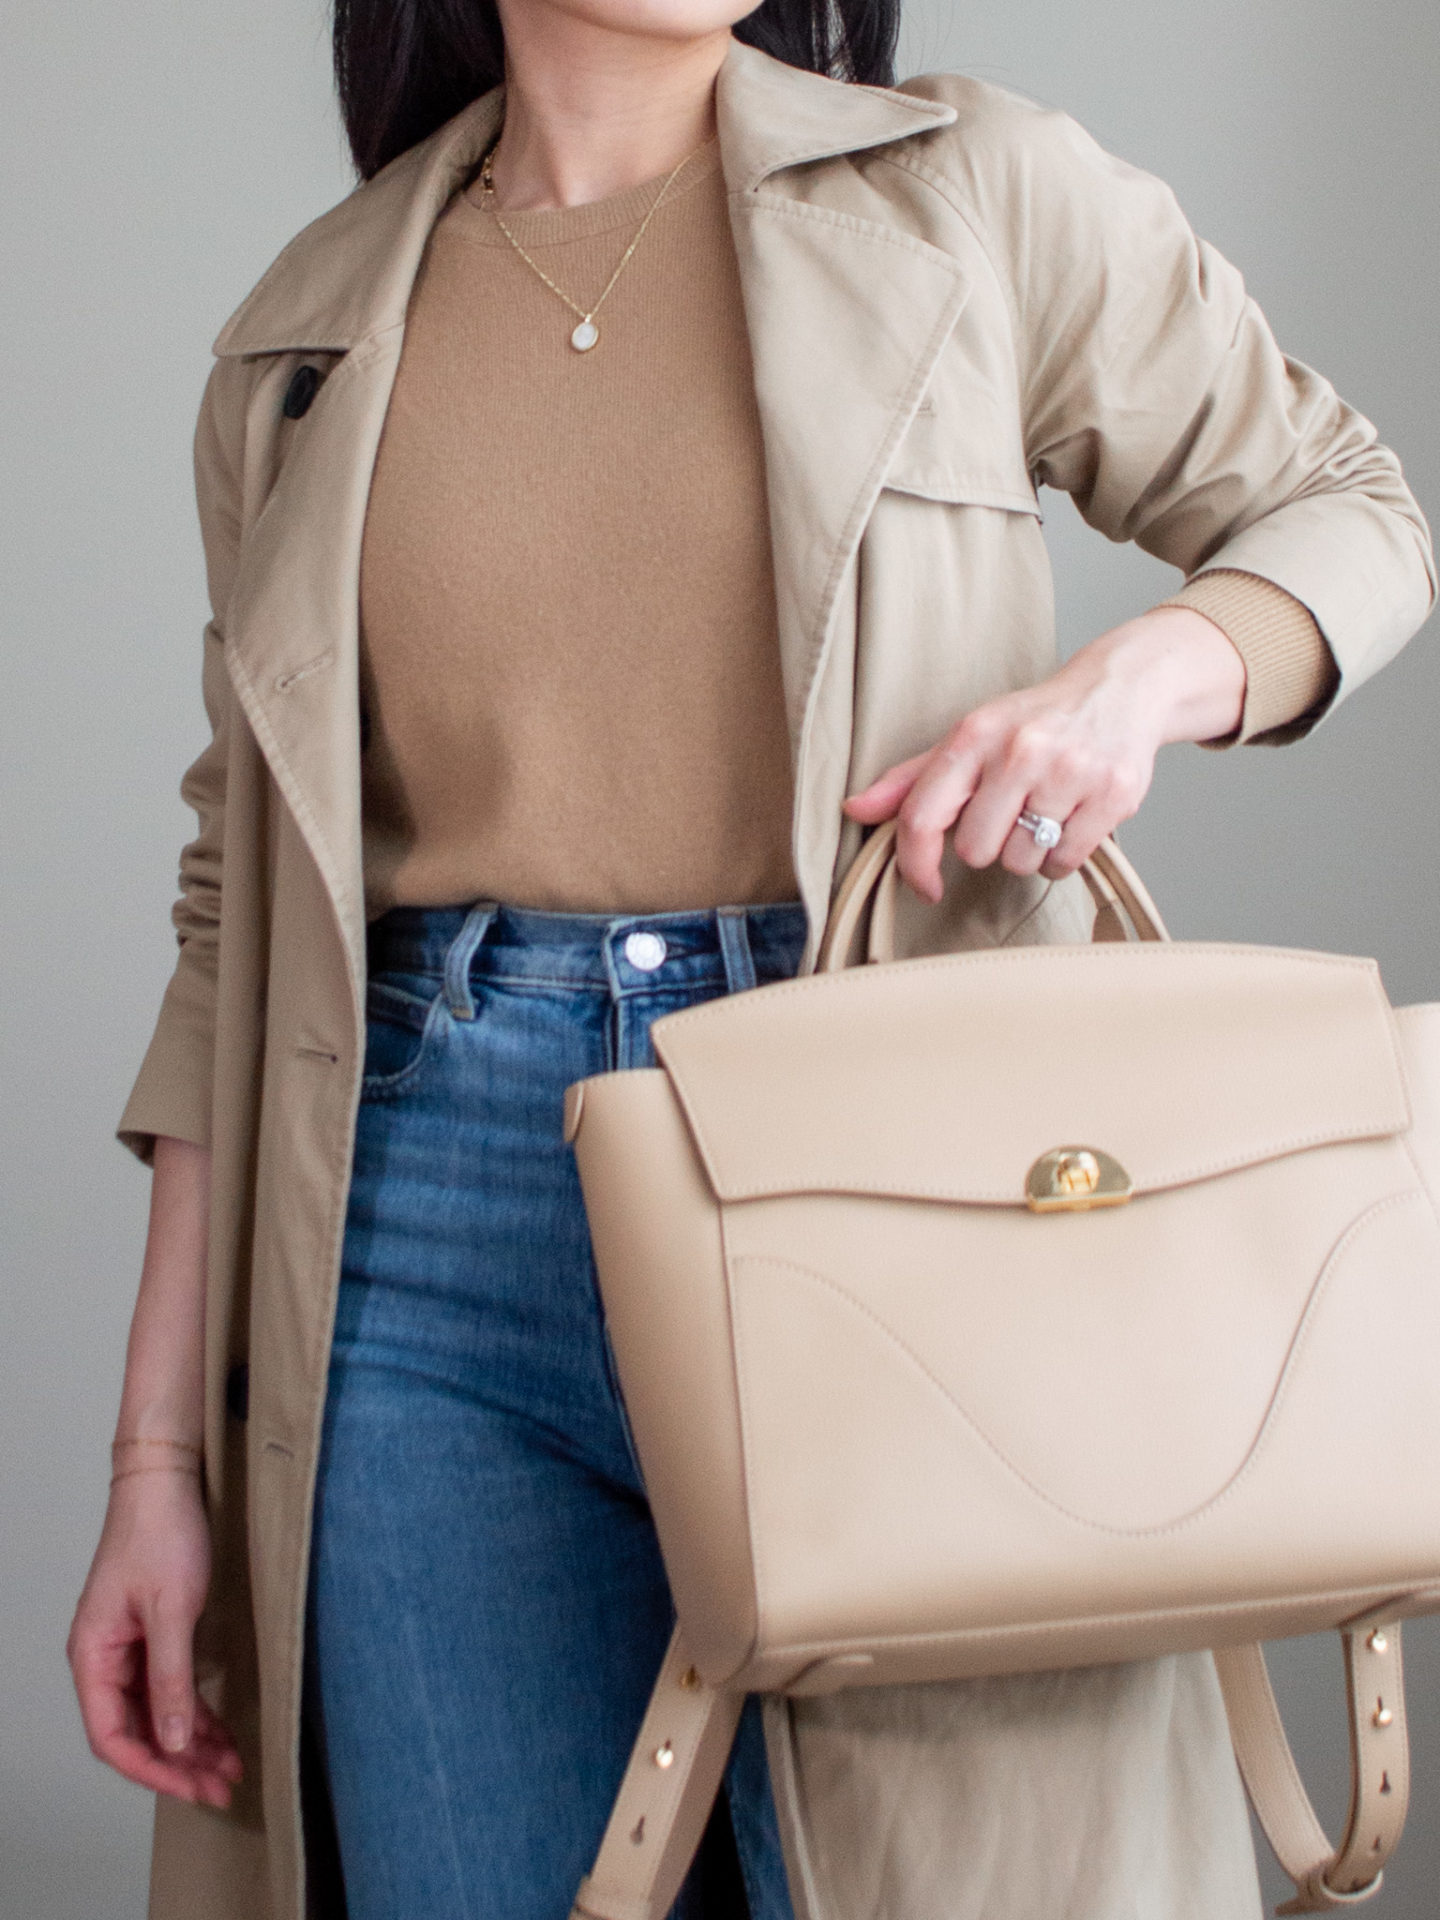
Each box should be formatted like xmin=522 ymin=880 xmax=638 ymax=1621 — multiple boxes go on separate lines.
xmin=334 ymin=1 xmax=902 ymax=180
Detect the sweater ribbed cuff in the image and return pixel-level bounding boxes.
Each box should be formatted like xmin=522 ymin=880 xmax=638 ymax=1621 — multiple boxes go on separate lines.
xmin=1154 ymin=569 xmax=1339 ymax=746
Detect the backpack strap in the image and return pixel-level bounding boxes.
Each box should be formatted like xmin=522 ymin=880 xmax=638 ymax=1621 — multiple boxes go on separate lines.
xmin=1216 ymin=1624 xmax=1408 ymax=1912
xmin=570 ymin=1628 xmax=741 ymax=1920
xmin=574 ymin=1625 xmax=1412 ymax=1920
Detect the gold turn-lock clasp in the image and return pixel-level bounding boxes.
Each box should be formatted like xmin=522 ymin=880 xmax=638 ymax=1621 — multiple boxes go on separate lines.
xmin=1026 ymin=1146 xmax=1133 ymax=1213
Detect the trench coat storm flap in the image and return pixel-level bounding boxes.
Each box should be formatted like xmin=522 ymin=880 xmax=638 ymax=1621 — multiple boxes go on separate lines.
xmin=115 ymin=36 xmax=1435 ymax=1920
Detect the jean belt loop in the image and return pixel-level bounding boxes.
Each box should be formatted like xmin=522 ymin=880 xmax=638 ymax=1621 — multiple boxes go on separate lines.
xmin=715 ymin=907 xmax=758 ymax=996
xmin=443 ymin=902 xmax=499 ymax=1021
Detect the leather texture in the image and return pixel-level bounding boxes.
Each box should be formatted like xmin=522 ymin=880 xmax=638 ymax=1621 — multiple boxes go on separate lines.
xmin=567 ymin=822 xmax=1440 ymax=1916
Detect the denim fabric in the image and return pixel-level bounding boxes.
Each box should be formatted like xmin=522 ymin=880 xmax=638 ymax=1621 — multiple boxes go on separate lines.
xmin=304 ymin=897 xmax=809 ymax=1920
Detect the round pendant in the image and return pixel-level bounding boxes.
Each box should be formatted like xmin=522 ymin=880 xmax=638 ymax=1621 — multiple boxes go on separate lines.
xmin=570 ymin=318 xmax=600 ymax=353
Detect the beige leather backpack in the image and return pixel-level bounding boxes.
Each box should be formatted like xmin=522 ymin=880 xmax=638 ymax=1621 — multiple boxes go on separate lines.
xmin=564 ymin=822 xmax=1440 ymax=1917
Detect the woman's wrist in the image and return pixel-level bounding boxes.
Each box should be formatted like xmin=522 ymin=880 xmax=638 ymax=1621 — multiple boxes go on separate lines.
xmin=110 ymin=1436 xmax=203 ymax=1488
xmin=110 ymin=1465 xmax=204 ymax=1491
xmin=110 ymin=1134 xmax=210 ymax=1487
xmin=1088 ymin=607 xmax=1247 ymax=748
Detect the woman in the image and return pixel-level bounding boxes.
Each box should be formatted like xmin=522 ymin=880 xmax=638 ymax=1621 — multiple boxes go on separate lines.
xmin=67 ymin=1 xmax=1434 ymax=1917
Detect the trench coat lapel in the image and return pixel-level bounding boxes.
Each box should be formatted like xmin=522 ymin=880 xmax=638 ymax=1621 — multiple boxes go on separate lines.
xmin=211 ymin=44 xmax=962 ymax=995
xmin=715 ymin=48 xmax=966 ymax=749
xmin=219 ymin=332 xmax=403 ymax=995
xmin=214 ymin=91 xmax=505 ymax=1000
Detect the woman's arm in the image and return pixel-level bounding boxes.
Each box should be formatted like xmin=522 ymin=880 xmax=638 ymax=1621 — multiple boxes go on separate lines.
xmin=81 ymin=347 xmax=253 ymax=1801
xmin=857 ymin=83 xmax=1433 ymax=895
xmin=845 ymin=606 xmax=1244 ymax=899
xmin=67 ymin=1136 xmax=242 ymax=1806
xmin=895 ymin=79 xmax=1434 ymax=725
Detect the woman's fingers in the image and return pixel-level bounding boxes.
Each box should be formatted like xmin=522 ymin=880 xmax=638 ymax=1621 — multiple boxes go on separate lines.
xmin=71 ymin=1623 xmax=220 ymax=1802
xmin=849 ymin=725 xmax=1137 ymax=899
xmin=842 ymin=618 xmax=1181 ymax=901
xmin=846 ymin=742 xmax=982 ymax=903
xmin=995 ymin=758 xmax=1149 ymax=879
xmin=842 ymin=750 xmax=934 ymax=822
xmin=69 ymin=1572 xmax=242 ymax=1807
xmin=891 ymin=734 xmax=989 ymax=901
xmin=192 ymin=1696 xmax=245 ymax=1779
xmin=144 ymin=1597 xmax=198 ymax=1759
xmin=137 ymin=1609 xmax=241 ymax=1803
xmin=1038 ymin=780 xmax=1144 ymax=878
xmin=950 ymin=722 xmax=1084 ymax=873
xmin=998 ymin=806 xmax=1070 ymax=878
xmin=90 ymin=1689 xmax=237 ymax=1806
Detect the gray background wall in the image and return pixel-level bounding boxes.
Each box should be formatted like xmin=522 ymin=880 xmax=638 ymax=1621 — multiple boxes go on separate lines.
xmin=1 ymin=0 xmax=1434 ymax=1914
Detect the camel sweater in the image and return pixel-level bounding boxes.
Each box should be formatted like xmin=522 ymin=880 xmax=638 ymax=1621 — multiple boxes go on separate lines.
xmin=357 ymin=138 xmax=1336 ymax=918
xmin=358 ymin=137 xmax=798 ymax=916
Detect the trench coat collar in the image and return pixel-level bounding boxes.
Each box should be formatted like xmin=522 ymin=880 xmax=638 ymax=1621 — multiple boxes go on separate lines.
xmin=212 ymin=39 xmax=956 ymax=357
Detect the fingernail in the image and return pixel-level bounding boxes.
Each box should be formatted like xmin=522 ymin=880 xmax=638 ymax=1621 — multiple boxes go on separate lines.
xmin=161 ymin=1716 xmax=188 ymax=1753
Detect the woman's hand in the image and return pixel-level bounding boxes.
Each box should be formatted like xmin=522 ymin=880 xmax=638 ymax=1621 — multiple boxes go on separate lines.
xmin=843 ymin=608 xmax=1247 ymax=903
xmin=68 ymin=1135 xmax=239 ymax=1806
xmin=68 ymin=1466 xmax=242 ymax=1807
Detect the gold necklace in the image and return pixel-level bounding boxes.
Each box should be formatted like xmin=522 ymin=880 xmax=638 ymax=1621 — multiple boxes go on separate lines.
xmin=478 ymin=139 xmax=701 ymax=353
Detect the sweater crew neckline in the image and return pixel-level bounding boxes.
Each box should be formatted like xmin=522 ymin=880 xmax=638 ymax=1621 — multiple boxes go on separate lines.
xmin=455 ymin=136 xmax=723 ymax=250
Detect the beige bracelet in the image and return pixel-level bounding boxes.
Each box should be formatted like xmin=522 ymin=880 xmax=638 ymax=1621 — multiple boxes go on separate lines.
xmin=110 ymin=1460 xmax=204 ymax=1487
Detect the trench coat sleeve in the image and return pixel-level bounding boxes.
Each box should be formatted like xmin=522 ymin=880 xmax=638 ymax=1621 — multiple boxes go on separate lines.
xmin=116 ymin=359 xmax=245 ymax=1165
xmin=908 ymin=81 xmax=1436 ymax=745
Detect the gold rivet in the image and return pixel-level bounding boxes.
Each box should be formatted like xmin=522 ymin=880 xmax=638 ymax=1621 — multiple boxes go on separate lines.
xmin=1374 ymin=1704 xmax=1394 ymax=1729
xmin=679 ymin=1666 xmax=701 ymax=1691
xmin=1368 ymin=1631 xmax=1390 ymax=1655
xmin=654 ymin=1742 xmax=675 ymax=1769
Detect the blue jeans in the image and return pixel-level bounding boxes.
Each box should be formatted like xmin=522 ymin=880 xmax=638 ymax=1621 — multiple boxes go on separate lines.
xmin=304 ymin=897 xmax=809 ymax=1920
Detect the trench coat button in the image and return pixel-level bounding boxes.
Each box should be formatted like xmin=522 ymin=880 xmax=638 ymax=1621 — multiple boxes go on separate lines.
xmin=226 ymin=1360 xmax=250 ymax=1422
xmin=282 ymin=364 xmax=322 ymax=420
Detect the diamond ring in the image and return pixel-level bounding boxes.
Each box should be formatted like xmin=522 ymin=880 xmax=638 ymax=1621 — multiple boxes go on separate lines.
xmin=1017 ymin=808 xmax=1064 ymax=852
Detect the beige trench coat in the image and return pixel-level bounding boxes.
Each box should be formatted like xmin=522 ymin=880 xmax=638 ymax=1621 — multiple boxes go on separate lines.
xmin=117 ymin=36 xmax=1434 ymax=1920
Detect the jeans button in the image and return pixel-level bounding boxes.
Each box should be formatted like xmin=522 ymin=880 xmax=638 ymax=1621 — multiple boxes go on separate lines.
xmin=624 ymin=931 xmax=668 ymax=972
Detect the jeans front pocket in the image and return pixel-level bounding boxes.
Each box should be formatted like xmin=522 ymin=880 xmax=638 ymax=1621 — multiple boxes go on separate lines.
xmin=359 ymin=976 xmax=447 ymax=1101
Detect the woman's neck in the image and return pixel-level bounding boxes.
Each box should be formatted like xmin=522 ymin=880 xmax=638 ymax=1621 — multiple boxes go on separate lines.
xmin=486 ymin=8 xmax=730 ymax=211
